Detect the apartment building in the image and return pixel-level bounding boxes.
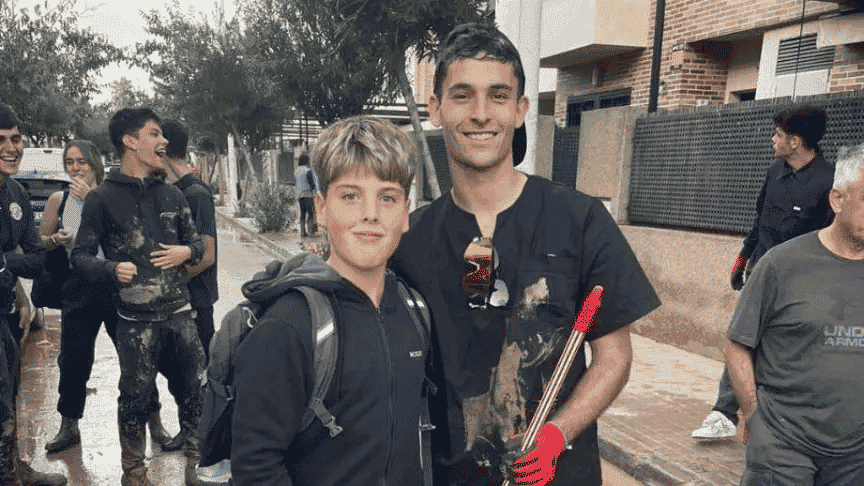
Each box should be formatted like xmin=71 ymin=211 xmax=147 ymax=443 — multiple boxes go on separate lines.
xmin=542 ymin=0 xmax=864 ymax=126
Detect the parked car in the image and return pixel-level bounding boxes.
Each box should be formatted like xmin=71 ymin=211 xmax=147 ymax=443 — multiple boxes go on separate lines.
xmin=12 ymin=148 xmax=71 ymax=231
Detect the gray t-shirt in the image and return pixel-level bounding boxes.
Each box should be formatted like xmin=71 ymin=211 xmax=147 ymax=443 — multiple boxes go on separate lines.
xmin=727 ymin=230 xmax=864 ymax=457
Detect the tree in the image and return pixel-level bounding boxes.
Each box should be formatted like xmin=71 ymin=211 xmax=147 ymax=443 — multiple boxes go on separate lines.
xmin=242 ymin=0 xmax=400 ymax=127
xmin=0 ymin=0 xmax=123 ymax=145
xmin=135 ymin=1 xmax=290 ymax=194
xmin=334 ymin=0 xmax=491 ymax=201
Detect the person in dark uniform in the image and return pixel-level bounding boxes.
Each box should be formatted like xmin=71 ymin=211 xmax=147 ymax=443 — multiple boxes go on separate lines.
xmin=0 ymin=102 xmax=66 ymax=486
xmin=391 ymin=24 xmax=660 ymax=486
xmin=693 ymin=106 xmax=833 ymax=441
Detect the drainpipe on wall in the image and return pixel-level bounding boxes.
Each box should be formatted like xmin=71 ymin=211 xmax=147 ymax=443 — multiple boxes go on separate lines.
xmin=647 ymin=0 xmax=667 ymax=113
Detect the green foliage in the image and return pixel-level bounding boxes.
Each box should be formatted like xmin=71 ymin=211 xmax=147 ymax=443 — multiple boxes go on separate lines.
xmin=0 ymin=0 xmax=123 ymax=145
xmin=134 ymin=1 xmax=290 ymax=185
xmin=242 ymin=0 xmax=399 ymax=127
xmin=250 ymin=181 xmax=296 ymax=233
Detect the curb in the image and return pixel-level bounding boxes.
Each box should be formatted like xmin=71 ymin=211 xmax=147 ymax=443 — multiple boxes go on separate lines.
xmin=598 ymin=425 xmax=705 ymax=486
xmin=215 ymin=208 xmax=296 ymax=260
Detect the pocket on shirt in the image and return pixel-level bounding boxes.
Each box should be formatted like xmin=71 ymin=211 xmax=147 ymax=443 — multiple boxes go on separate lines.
xmin=515 ymin=255 xmax=580 ymax=328
xmin=159 ymin=211 xmax=179 ymax=238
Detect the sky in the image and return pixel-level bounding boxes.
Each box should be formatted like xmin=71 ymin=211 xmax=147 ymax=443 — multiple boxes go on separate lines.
xmin=13 ymin=0 xmax=237 ymax=104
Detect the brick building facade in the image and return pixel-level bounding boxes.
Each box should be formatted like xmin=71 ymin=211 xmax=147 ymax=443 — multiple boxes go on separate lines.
xmin=549 ymin=0 xmax=864 ymax=126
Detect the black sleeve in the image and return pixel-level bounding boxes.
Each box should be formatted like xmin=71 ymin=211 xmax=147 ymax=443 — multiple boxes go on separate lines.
xmin=741 ymin=171 xmax=770 ymax=258
xmin=71 ymin=193 xmax=118 ymax=282
xmin=176 ymin=195 xmax=204 ymax=265
xmin=5 ymin=192 xmax=45 ymax=279
xmin=581 ymin=198 xmax=661 ymax=341
xmin=231 ymin=293 xmax=313 ymax=486
xmin=187 ymin=187 xmax=217 ymax=237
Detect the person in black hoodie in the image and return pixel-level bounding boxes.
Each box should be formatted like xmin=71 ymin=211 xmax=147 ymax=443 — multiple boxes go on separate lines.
xmin=71 ymin=108 xmax=205 ymax=486
xmin=230 ymin=115 xmax=430 ymax=485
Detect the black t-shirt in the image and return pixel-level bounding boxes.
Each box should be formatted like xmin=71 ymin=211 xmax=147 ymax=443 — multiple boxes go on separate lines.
xmin=391 ymin=176 xmax=660 ymax=485
xmin=176 ymin=174 xmax=218 ymax=307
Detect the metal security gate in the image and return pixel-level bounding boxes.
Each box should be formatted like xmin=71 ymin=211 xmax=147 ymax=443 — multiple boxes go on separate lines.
xmin=552 ymin=126 xmax=580 ymax=187
xmin=628 ymin=94 xmax=864 ymax=234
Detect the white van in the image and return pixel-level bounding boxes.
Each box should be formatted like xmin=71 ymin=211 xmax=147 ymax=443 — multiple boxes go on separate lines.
xmin=12 ymin=148 xmax=71 ymax=230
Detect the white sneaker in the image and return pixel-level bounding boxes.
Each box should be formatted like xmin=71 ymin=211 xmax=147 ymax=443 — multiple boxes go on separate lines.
xmin=691 ymin=411 xmax=736 ymax=439
xmin=197 ymin=459 xmax=232 ymax=484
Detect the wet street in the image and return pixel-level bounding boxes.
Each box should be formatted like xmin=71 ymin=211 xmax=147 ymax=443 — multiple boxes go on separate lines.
xmin=16 ymin=221 xmax=276 ymax=485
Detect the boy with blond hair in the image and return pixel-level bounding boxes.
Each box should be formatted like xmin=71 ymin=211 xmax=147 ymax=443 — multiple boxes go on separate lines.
xmin=230 ymin=115 xmax=432 ymax=485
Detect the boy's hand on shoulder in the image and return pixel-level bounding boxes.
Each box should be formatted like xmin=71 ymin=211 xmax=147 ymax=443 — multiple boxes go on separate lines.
xmin=150 ymin=243 xmax=192 ymax=270
xmin=116 ymin=262 xmax=138 ymax=284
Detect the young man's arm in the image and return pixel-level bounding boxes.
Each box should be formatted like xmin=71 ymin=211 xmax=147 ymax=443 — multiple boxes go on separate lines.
xmin=231 ymin=295 xmax=312 ymax=485
xmin=183 ymin=188 xmax=216 ymax=278
xmin=150 ymin=196 xmax=203 ymax=270
xmin=740 ymin=172 xmax=771 ymax=260
xmin=547 ymin=326 xmax=632 ymax=440
xmin=71 ymin=194 xmax=119 ymax=283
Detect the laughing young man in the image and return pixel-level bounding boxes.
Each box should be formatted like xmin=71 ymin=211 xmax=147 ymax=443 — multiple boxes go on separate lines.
xmin=391 ymin=24 xmax=660 ymax=486
xmin=72 ymin=108 xmax=205 ymax=486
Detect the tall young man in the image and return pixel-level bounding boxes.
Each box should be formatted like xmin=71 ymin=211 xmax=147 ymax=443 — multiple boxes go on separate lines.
xmin=72 ymin=108 xmax=205 ymax=486
xmin=231 ymin=116 xmax=432 ymax=485
xmin=154 ymin=119 xmax=218 ymax=452
xmin=726 ymin=143 xmax=864 ymax=485
xmin=693 ymin=106 xmax=833 ymax=440
xmin=391 ymin=24 xmax=660 ymax=486
xmin=0 ymin=103 xmax=65 ymax=486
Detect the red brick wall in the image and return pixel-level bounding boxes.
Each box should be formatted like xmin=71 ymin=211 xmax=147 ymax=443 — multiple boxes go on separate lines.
xmin=830 ymin=44 xmax=864 ymax=94
xmin=554 ymin=0 xmax=856 ymax=126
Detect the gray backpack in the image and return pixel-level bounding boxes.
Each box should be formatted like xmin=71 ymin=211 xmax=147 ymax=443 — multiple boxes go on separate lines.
xmin=198 ymin=274 xmax=435 ymax=485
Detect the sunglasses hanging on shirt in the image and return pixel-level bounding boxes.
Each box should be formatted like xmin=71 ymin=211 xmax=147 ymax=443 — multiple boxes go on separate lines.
xmin=462 ymin=237 xmax=509 ymax=309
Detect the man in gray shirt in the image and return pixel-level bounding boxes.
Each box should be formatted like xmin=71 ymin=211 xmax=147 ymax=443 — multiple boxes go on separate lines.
xmin=726 ymin=143 xmax=864 ymax=485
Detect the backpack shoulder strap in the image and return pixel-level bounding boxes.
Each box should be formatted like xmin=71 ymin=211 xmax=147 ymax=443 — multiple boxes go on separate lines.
xmin=58 ymin=190 xmax=70 ymax=218
xmin=294 ymin=285 xmax=343 ymax=438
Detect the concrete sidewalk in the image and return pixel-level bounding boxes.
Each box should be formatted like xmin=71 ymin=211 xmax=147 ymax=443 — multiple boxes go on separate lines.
xmin=216 ymin=206 xmax=745 ymax=485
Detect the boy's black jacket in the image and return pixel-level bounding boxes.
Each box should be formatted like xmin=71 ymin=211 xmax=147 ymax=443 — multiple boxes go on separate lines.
xmin=230 ymin=253 xmax=430 ymax=486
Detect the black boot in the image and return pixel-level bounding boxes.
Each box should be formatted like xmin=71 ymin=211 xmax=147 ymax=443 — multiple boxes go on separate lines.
xmin=161 ymin=430 xmax=184 ymax=452
xmin=147 ymin=412 xmax=171 ymax=447
xmin=45 ymin=417 xmax=80 ymax=453
xmin=15 ymin=459 xmax=67 ymax=486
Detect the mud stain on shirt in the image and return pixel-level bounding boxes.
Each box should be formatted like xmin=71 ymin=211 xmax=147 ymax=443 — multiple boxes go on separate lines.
xmin=463 ymin=277 xmax=566 ymax=455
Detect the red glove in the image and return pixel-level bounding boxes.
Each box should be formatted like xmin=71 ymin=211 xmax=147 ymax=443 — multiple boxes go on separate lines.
xmin=510 ymin=424 xmax=567 ymax=485
xmin=730 ymin=253 xmax=748 ymax=291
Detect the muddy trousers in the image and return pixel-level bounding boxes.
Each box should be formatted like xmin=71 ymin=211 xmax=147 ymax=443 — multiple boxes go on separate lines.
xmin=0 ymin=314 xmax=19 ymax=482
xmin=56 ymin=300 xmax=119 ymax=419
xmin=115 ymin=312 xmax=205 ymax=480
